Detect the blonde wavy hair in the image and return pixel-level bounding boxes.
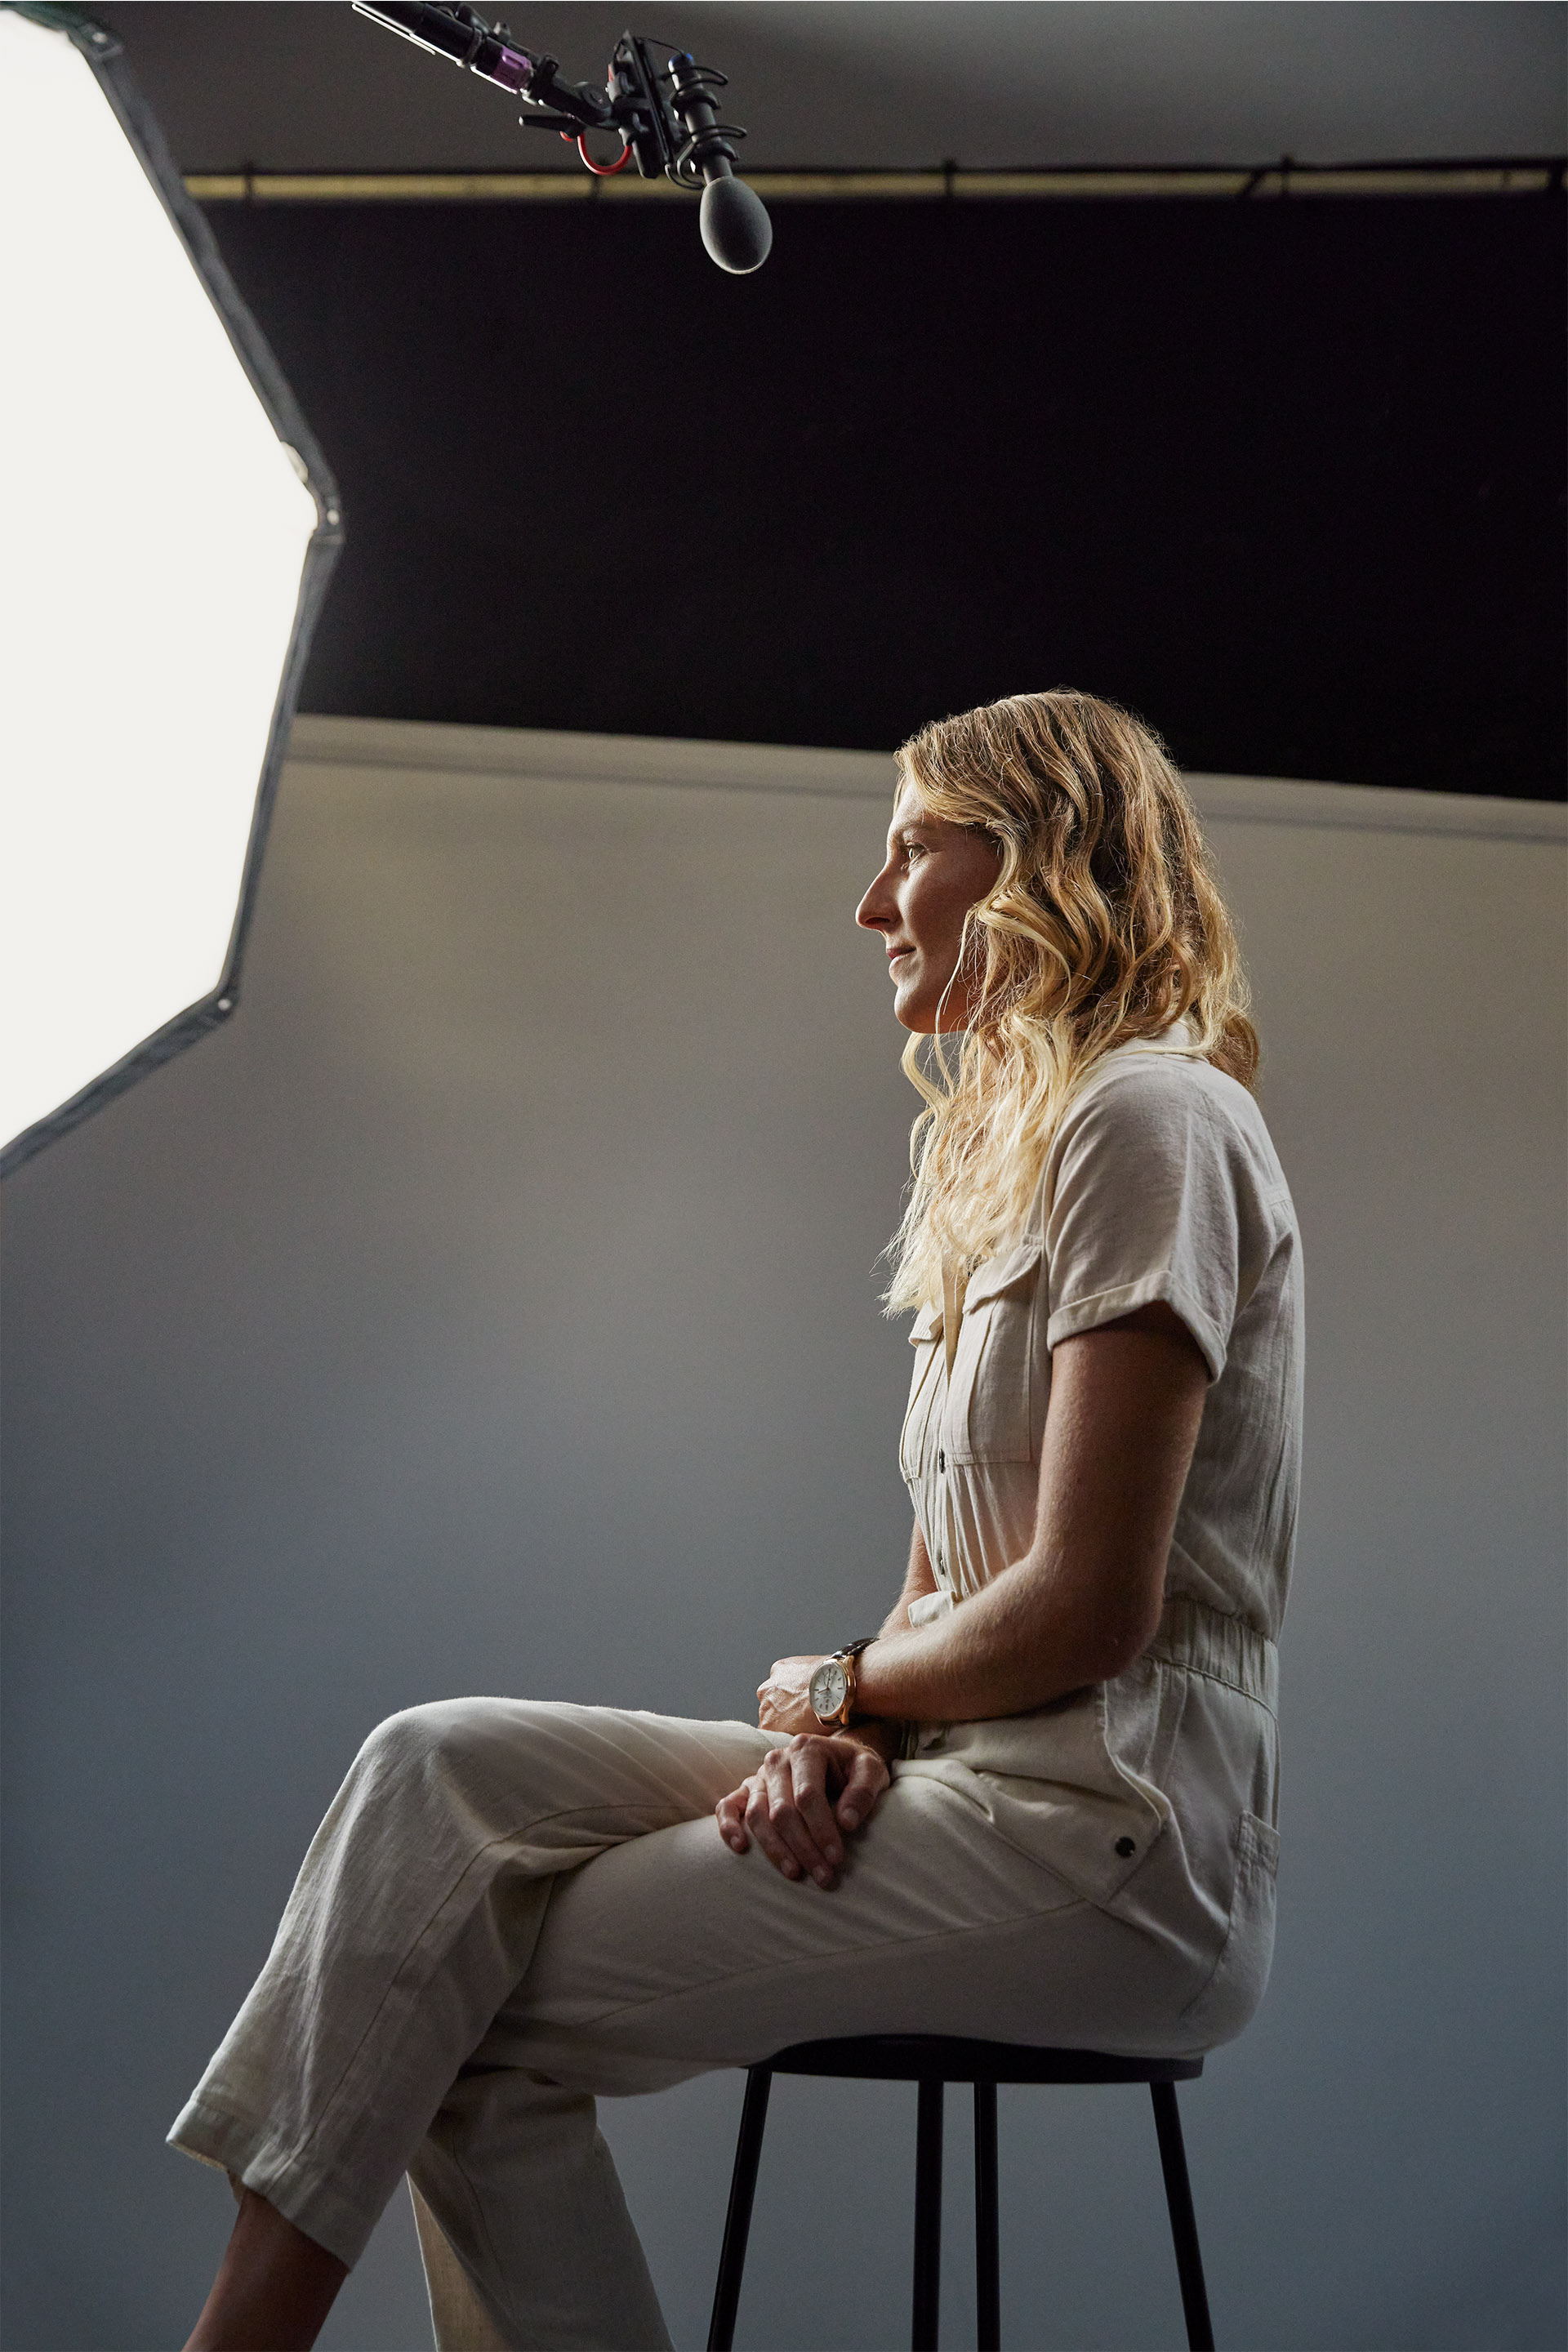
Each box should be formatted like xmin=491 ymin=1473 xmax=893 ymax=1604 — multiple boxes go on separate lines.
xmin=885 ymin=689 xmax=1258 ymax=1312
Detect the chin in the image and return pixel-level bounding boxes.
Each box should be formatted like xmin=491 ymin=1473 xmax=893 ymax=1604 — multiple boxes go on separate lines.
xmin=893 ymin=978 xmax=962 ymax=1036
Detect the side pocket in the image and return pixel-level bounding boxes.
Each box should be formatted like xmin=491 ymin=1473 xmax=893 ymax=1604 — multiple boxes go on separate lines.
xmin=1179 ymin=1811 xmax=1281 ymax=2047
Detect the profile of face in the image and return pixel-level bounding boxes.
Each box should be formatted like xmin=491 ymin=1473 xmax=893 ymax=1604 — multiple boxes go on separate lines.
xmin=855 ymin=781 xmax=1003 ymax=1033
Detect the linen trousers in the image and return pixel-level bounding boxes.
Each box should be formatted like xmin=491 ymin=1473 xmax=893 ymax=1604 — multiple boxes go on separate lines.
xmin=169 ymin=1696 xmax=1216 ymax=2350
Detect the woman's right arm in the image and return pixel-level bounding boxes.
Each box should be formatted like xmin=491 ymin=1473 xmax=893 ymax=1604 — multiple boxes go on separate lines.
xmin=747 ymin=1524 xmax=935 ymax=1757
xmin=710 ymin=1524 xmax=937 ymax=1886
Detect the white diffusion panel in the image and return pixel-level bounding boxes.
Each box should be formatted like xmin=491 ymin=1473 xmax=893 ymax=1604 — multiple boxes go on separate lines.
xmin=0 ymin=8 xmax=318 ymax=1157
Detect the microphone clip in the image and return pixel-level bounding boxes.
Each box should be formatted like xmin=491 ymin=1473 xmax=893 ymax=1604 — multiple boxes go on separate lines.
xmin=353 ymin=3 xmax=773 ymax=270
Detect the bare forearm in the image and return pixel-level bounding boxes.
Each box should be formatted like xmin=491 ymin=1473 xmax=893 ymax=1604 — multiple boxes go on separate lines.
xmin=856 ymin=1552 xmax=1122 ymax=1724
xmin=857 ymin=1314 xmax=1207 ymax=1727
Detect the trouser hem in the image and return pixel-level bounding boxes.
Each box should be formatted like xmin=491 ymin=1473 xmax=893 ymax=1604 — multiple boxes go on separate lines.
xmin=167 ymin=2092 xmax=379 ymax=2270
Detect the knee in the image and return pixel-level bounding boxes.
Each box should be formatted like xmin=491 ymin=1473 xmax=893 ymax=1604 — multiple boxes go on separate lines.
xmin=350 ymin=1697 xmax=516 ymax=1799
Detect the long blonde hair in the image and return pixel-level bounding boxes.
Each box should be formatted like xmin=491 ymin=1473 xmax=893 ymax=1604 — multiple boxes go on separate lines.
xmin=885 ymin=688 xmax=1258 ymax=1312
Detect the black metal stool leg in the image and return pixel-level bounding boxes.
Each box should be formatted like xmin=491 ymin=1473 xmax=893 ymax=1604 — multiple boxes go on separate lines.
xmin=911 ymin=2076 xmax=944 ymax=2350
xmin=973 ymin=2080 xmax=1000 ymax=2352
xmin=1150 ymin=2082 xmax=1215 ymax=2352
xmin=707 ymin=2067 xmax=773 ymax=2352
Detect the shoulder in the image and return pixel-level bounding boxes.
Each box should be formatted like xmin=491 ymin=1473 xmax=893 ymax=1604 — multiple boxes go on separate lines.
xmin=1040 ymin=1046 xmax=1299 ymax=1365
xmin=1044 ymin=1047 xmax=1294 ymax=1238
xmin=1055 ymin=1049 xmax=1281 ymax=1171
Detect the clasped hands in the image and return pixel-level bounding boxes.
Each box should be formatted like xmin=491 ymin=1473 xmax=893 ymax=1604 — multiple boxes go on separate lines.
xmin=714 ymin=1654 xmax=894 ymax=1891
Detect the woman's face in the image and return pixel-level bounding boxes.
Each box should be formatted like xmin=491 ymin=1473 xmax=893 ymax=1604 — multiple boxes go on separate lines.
xmin=856 ymin=783 xmax=1002 ymax=1033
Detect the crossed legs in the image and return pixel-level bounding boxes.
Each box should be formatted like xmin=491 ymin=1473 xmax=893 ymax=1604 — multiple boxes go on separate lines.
xmin=173 ymin=1696 xmax=1174 ymax=2349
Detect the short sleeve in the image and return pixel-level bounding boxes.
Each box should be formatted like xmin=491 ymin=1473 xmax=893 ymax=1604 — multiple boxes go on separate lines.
xmin=1042 ymin=1059 xmax=1278 ymax=1381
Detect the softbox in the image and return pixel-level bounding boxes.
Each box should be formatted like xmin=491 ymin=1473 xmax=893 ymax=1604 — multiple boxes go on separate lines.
xmin=0 ymin=2 xmax=342 ymax=1175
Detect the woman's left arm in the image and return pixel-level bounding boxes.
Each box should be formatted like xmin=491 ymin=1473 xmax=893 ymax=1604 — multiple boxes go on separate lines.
xmin=857 ymin=1300 xmax=1207 ymax=1723
xmin=760 ymin=1300 xmax=1208 ymax=1740
xmin=716 ymin=1302 xmax=1207 ymax=1886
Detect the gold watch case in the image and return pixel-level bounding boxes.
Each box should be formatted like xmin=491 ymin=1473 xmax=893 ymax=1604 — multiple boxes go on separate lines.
xmin=808 ymin=1653 xmax=853 ymax=1729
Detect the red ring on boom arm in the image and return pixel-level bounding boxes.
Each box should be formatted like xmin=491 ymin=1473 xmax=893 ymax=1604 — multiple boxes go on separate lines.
xmin=562 ymin=128 xmax=634 ymax=175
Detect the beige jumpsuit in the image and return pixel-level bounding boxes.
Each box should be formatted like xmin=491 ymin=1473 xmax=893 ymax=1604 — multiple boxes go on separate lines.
xmin=170 ymin=1038 xmax=1302 ymax=2350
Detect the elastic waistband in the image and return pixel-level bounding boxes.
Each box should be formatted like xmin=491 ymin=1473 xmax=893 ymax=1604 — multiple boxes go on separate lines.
xmin=1146 ymin=1593 xmax=1278 ymax=1716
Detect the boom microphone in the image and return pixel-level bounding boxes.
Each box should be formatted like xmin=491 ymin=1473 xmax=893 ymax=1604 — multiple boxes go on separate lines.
xmin=352 ymin=2 xmax=773 ymax=273
xmin=699 ymin=175 xmax=772 ymax=274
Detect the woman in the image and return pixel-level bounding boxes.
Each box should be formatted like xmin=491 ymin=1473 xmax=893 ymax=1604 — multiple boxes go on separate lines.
xmin=179 ymin=689 xmax=1301 ymax=2351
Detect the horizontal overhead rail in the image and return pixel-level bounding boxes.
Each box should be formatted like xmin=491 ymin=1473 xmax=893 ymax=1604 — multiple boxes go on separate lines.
xmin=187 ymin=158 xmax=1566 ymax=204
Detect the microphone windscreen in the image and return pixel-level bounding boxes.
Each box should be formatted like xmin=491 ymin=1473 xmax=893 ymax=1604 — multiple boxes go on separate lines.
xmin=700 ymin=176 xmax=773 ymax=274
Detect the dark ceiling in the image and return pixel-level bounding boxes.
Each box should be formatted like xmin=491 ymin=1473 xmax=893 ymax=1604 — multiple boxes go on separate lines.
xmin=91 ymin=3 xmax=1568 ymax=172
xmin=100 ymin=3 xmax=1568 ymax=797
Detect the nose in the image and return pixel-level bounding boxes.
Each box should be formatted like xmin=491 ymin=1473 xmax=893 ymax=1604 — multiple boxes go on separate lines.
xmin=856 ymin=858 xmax=897 ymax=932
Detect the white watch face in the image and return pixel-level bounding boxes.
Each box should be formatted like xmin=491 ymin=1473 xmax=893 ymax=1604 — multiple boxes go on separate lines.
xmin=810 ymin=1660 xmax=848 ymax=1721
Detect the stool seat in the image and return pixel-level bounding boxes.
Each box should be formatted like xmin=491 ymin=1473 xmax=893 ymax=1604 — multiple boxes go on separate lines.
xmin=766 ymin=2034 xmax=1205 ymax=2086
xmin=708 ymin=2034 xmax=1215 ymax=2352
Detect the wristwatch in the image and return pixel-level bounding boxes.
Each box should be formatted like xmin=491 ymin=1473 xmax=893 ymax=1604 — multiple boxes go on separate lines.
xmin=808 ymin=1638 xmax=875 ymax=1732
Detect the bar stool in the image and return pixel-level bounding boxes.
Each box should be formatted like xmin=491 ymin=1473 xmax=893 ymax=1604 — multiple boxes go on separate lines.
xmin=706 ymin=2034 xmax=1214 ymax=2352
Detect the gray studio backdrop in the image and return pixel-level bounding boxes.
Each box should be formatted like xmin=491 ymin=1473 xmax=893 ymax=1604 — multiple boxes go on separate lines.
xmin=3 ymin=718 xmax=1564 ymax=2352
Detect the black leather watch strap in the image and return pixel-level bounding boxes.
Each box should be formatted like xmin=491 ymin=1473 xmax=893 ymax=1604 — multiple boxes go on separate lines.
xmin=837 ymin=1637 xmax=876 ymax=1727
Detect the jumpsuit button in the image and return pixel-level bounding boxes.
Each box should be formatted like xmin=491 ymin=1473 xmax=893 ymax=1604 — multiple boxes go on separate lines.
xmin=1114 ymin=1837 xmax=1136 ymax=1858
xmin=938 ymin=1449 xmax=946 ymax=1472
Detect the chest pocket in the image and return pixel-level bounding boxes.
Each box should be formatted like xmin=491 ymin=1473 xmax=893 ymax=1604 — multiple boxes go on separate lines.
xmin=946 ymin=1239 xmax=1043 ymax=1466
xmin=900 ymin=1304 xmax=946 ymax=1481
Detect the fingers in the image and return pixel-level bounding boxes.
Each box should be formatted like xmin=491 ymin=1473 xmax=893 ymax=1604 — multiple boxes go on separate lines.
xmin=787 ymin=1742 xmax=846 ymax=1882
xmin=721 ymin=1739 xmax=891 ymax=1886
xmin=740 ymin=1772 xmax=800 ymax=1882
xmin=715 ymin=1787 xmax=751 ymax=1853
xmin=746 ymin=1750 xmax=832 ymax=1886
xmin=730 ymin=1737 xmax=890 ymax=1888
xmin=835 ymin=1744 xmax=891 ymax=1835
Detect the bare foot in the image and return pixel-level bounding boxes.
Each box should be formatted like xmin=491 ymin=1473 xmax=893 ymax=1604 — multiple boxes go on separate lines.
xmin=184 ymin=2187 xmax=349 ymax=2351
